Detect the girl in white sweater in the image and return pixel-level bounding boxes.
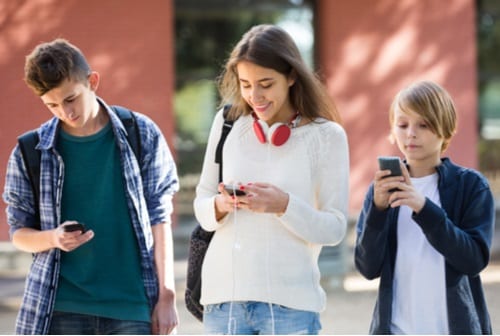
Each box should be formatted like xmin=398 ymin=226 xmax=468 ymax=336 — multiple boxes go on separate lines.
xmin=193 ymin=24 xmax=349 ymax=335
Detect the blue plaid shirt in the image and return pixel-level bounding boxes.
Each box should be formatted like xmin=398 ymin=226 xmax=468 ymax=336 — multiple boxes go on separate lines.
xmin=3 ymin=98 xmax=179 ymax=334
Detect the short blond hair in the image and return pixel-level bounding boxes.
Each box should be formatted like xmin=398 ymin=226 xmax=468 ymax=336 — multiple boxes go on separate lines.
xmin=389 ymin=81 xmax=457 ymax=152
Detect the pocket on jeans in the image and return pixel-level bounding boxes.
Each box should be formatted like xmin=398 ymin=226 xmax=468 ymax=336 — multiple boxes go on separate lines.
xmin=274 ymin=305 xmax=322 ymax=332
xmin=204 ymin=303 xmax=225 ymax=314
xmin=275 ymin=304 xmax=295 ymax=312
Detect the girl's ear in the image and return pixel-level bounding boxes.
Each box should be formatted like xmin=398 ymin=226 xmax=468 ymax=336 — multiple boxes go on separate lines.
xmin=287 ymin=69 xmax=297 ymax=87
xmin=88 ymin=71 xmax=100 ymax=91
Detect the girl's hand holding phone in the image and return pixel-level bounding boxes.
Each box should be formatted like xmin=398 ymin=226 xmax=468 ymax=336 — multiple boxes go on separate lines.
xmin=236 ymin=182 xmax=289 ymax=215
xmin=214 ymin=183 xmax=245 ymax=219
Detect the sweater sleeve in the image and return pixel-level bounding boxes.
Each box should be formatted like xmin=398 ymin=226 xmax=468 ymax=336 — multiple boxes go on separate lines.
xmin=193 ymin=109 xmax=228 ymax=232
xmin=278 ymin=122 xmax=349 ymax=246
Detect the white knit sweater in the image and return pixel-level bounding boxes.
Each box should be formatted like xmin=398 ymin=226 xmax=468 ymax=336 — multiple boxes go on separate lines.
xmin=194 ymin=110 xmax=349 ymax=313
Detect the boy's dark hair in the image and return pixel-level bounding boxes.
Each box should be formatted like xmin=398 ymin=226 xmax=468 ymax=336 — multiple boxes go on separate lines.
xmin=24 ymin=38 xmax=91 ymax=96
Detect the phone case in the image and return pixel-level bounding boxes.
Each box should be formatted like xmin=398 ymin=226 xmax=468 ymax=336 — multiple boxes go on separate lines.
xmin=378 ymin=156 xmax=402 ymax=176
xmin=224 ymin=184 xmax=246 ymax=196
xmin=64 ymin=223 xmax=86 ymax=232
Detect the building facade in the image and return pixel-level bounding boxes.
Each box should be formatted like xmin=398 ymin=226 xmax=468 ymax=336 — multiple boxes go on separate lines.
xmin=0 ymin=0 xmax=477 ymax=240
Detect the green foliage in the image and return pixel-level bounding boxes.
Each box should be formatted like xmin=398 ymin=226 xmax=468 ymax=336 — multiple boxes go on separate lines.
xmin=479 ymin=138 xmax=500 ymax=171
xmin=173 ymin=7 xmax=297 ymax=177
xmin=478 ymin=0 xmax=500 ymax=87
xmin=174 ymin=79 xmax=217 ymax=144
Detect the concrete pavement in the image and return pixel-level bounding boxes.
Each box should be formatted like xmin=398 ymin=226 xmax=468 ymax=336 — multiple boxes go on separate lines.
xmin=1 ymin=258 xmax=499 ymax=334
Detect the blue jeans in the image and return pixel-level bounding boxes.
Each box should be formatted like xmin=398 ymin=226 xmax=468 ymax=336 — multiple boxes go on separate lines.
xmin=48 ymin=311 xmax=151 ymax=335
xmin=204 ymin=301 xmax=321 ymax=335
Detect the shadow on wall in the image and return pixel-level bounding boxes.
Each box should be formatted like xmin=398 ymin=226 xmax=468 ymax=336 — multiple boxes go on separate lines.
xmin=0 ymin=0 xmax=175 ymax=240
xmin=319 ymin=0 xmax=477 ymax=215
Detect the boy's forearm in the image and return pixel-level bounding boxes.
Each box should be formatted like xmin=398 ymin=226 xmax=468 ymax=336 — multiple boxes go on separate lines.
xmin=152 ymin=223 xmax=176 ymax=297
xmin=12 ymin=227 xmax=57 ymax=253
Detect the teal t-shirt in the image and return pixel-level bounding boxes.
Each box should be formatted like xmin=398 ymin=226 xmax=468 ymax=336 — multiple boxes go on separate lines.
xmin=54 ymin=123 xmax=150 ymax=322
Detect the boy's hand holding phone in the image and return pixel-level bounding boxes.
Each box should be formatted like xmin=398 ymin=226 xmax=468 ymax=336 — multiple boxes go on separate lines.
xmin=374 ymin=157 xmax=426 ymax=213
xmin=56 ymin=221 xmax=94 ymax=252
xmin=373 ymin=156 xmax=405 ymax=210
xmin=63 ymin=222 xmax=86 ymax=233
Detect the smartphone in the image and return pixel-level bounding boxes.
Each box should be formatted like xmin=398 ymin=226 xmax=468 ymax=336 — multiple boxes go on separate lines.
xmin=223 ymin=184 xmax=246 ymax=196
xmin=378 ymin=156 xmax=403 ymax=177
xmin=64 ymin=222 xmax=86 ymax=233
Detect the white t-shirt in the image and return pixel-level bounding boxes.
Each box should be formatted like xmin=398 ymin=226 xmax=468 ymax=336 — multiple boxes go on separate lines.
xmin=194 ymin=111 xmax=349 ymax=313
xmin=391 ymin=173 xmax=449 ymax=334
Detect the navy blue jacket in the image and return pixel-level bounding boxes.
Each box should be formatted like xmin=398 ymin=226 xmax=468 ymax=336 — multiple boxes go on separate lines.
xmin=355 ymin=158 xmax=494 ymax=334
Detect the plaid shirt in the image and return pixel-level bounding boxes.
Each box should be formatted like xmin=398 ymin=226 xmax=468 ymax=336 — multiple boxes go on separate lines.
xmin=3 ymin=98 xmax=179 ymax=334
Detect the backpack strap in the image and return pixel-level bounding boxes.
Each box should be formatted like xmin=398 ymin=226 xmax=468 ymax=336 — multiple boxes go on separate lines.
xmin=111 ymin=105 xmax=141 ymax=161
xmin=17 ymin=105 xmax=142 ymax=230
xmin=214 ymin=105 xmax=234 ymax=183
xmin=17 ymin=130 xmax=41 ymax=228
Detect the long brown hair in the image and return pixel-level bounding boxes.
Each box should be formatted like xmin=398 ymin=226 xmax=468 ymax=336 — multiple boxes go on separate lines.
xmin=218 ymin=24 xmax=340 ymax=123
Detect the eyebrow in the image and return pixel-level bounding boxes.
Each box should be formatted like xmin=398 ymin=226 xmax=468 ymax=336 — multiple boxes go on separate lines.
xmin=64 ymin=93 xmax=77 ymax=101
xmin=239 ymin=77 xmax=274 ymax=83
xmin=44 ymin=92 xmax=78 ymax=106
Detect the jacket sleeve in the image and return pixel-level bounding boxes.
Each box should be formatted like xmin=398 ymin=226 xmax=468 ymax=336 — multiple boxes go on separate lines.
xmin=354 ymin=184 xmax=393 ymax=280
xmin=413 ymin=174 xmax=494 ymax=276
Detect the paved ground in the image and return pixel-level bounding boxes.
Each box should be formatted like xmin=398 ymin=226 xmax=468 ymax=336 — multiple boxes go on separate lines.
xmin=1 ymin=259 xmax=499 ymax=334
xmin=1 ymin=220 xmax=499 ymax=334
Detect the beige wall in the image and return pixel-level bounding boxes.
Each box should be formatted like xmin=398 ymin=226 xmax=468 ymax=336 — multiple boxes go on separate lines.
xmin=316 ymin=0 xmax=477 ymax=214
xmin=0 ymin=0 xmax=175 ymax=240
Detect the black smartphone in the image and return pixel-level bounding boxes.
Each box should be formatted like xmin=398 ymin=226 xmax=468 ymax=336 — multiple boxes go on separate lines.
xmin=64 ymin=223 xmax=86 ymax=233
xmin=378 ymin=156 xmax=403 ymax=177
xmin=223 ymin=184 xmax=246 ymax=196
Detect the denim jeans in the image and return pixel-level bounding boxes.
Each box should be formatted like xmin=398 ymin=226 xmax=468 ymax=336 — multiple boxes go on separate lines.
xmin=204 ymin=301 xmax=321 ymax=335
xmin=48 ymin=311 xmax=151 ymax=335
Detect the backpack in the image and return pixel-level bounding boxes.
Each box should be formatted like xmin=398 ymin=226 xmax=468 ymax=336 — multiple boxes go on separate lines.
xmin=185 ymin=105 xmax=234 ymax=322
xmin=17 ymin=105 xmax=141 ymax=230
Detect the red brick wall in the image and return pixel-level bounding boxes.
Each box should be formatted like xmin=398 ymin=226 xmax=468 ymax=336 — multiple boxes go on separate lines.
xmin=316 ymin=0 xmax=477 ymax=214
xmin=0 ymin=0 xmax=174 ymax=240
xmin=0 ymin=0 xmax=479 ymax=239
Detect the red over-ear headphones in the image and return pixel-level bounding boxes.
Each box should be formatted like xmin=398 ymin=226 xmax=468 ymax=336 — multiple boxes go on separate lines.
xmin=252 ymin=112 xmax=300 ymax=146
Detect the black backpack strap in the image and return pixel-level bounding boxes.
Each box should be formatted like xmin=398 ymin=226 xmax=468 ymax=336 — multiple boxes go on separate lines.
xmin=111 ymin=105 xmax=141 ymax=161
xmin=215 ymin=105 xmax=234 ymax=183
xmin=185 ymin=105 xmax=235 ymax=322
xmin=17 ymin=130 xmax=41 ymax=229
